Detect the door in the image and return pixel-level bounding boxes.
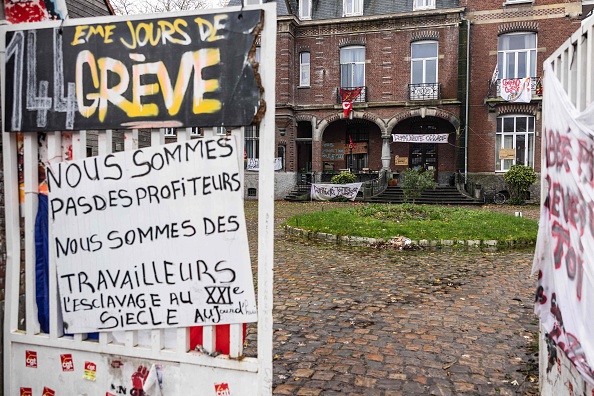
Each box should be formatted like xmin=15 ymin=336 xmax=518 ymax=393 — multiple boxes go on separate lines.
xmin=410 ymin=143 xmax=437 ymax=174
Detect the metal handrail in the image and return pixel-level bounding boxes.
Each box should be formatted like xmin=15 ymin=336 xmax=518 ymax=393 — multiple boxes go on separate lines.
xmin=408 ymin=82 xmax=440 ymax=100
xmin=336 ymin=86 xmax=367 ymax=104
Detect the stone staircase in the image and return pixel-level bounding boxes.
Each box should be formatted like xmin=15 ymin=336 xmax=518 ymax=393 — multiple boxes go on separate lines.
xmin=284 ymin=185 xmax=311 ymax=202
xmin=366 ymin=185 xmax=482 ymax=205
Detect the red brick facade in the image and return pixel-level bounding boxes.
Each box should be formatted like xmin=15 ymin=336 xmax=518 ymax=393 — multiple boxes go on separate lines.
xmin=271 ymin=0 xmax=584 ymax=191
xmin=464 ymin=0 xmax=582 ymax=177
xmin=274 ymin=9 xmax=464 ymax=185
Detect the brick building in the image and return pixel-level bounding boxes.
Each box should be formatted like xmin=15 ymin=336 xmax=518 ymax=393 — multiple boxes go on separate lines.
xmin=234 ymin=0 xmax=586 ymax=200
xmin=464 ymin=0 xmax=583 ymax=197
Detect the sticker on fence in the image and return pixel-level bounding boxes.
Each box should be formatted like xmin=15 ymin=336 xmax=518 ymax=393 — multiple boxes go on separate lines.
xmin=47 ymin=137 xmax=257 ymax=333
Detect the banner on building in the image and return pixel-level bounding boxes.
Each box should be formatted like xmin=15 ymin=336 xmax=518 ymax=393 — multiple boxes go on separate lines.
xmin=246 ymin=157 xmax=282 ymax=171
xmin=500 ymin=77 xmax=532 ymax=103
xmin=392 ymin=134 xmax=448 ymax=143
xmin=310 ymin=183 xmax=362 ymax=201
xmin=532 ymin=63 xmax=594 ymax=385
xmin=340 ymin=87 xmax=362 ymax=117
xmin=48 ymin=137 xmax=257 ymax=333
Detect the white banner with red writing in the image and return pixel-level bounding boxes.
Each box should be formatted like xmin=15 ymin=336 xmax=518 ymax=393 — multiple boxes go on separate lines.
xmin=532 ymin=63 xmax=594 ymax=385
xmin=310 ymin=183 xmax=362 ymax=201
xmin=500 ymin=77 xmax=532 ymax=103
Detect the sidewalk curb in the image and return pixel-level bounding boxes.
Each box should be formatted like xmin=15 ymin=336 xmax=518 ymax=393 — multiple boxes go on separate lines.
xmin=284 ymin=225 xmax=534 ymax=250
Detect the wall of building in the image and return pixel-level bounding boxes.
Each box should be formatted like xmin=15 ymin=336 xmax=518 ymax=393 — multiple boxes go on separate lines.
xmin=464 ymin=0 xmax=582 ymax=189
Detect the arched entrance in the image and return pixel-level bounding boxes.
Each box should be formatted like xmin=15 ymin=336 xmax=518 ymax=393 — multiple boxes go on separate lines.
xmin=390 ymin=116 xmax=458 ymax=185
xmin=320 ymin=118 xmax=382 ymax=179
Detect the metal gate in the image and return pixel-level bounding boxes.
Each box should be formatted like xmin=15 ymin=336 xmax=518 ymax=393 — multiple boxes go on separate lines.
xmin=2 ymin=3 xmax=276 ymax=395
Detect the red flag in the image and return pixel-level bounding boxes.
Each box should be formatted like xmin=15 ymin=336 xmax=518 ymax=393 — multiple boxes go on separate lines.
xmin=342 ymin=101 xmax=353 ymax=117
xmin=340 ymin=87 xmax=363 ymax=117
xmin=349 ymin=135 xmax=354 ymax=150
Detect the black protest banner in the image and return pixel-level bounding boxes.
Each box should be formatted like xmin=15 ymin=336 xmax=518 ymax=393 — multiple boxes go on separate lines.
xmin=3 ymin=10 xmax=263 ymax=132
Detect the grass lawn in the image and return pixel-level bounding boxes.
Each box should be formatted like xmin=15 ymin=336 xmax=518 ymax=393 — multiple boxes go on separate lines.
xmin=282 ymin=203 xmax=538 ymax=243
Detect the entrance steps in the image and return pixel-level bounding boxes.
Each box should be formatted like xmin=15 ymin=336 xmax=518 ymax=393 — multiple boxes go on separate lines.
xmin=367 ymin=185 xmax=482 ymax=205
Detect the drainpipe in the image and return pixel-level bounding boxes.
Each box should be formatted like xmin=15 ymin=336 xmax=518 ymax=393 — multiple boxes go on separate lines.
xmin=464 ymin=16 xmax=470 ymax=180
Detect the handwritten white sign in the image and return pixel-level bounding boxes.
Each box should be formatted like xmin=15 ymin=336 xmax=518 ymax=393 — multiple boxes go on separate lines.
xmin=310 ymin=183 xmax=362 ymax=201
xmin=533 ymin=63 xmax=594 ymax=385
xmin=391 ymin=134 xmax=449 ymax=143
xmin=246 ymin=157 xmax=283 ymax=171
xmin=47 ymin=138 xmax=257 ymax=333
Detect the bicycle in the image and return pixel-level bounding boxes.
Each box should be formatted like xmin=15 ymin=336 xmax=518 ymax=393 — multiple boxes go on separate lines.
xmin=484 ymin=191 xmax=509 ymax=205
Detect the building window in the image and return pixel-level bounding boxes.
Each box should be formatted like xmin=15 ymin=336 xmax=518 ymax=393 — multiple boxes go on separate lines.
xmin=214 ymin=127 xmax=227 ymax=135
xmin=245 ymin=125 xmax=259 ymax=159
xmin=164 ymin=128 xmax=176 ymax=136
xmin=343 ymin=0 xmax=363 ymax=16
xmin=340 ymin=46 xmax=365 ymax=88
xmin=277 ymin=145 xmax=285 ymax=170
xmin=299 ymin=0 xmax=311 ymax=19
xmin=190 ymin=127 xmax=201 ymax=136
xmin=300 ymin=52 xmax=310 ymax=87
xmin=413 ymin=0 xmax=435 ymax=11
xmin=495 ymin=115 xmax=535 ymax=172
xmin=498 ymin=32 xmax=537 ymax=79
xmin=411 ymin=41 xmax=438 ymax=84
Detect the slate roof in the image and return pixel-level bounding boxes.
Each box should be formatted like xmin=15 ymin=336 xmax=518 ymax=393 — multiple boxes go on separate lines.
xmin=227 ymin=0 xmax=459 ymax=19
xmin=66 ymin=0 xmax=113 ymax=18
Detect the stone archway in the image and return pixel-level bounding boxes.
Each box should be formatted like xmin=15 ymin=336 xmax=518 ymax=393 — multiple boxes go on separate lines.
xmin=312 ymin=111 xmax=387 ymax=174
xmin=387 ymin=107 xmax=461 ymax=185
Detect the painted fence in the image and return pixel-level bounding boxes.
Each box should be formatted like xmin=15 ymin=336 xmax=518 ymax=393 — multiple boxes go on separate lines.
xmin=1 ymin=3 xmax=276 ymax=395
xmin=534 ymin=13 xmax=594 ymax=395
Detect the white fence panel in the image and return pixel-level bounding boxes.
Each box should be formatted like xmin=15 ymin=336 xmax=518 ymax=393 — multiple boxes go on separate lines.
xmin=538 ymin=13 xmax=594 ymax=396
xmin=2 ymin=3 xmax=276 ymax=395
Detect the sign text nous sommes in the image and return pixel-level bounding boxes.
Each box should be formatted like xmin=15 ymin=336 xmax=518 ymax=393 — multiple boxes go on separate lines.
xmin=47 ymin=137 xmax=257 ymax=333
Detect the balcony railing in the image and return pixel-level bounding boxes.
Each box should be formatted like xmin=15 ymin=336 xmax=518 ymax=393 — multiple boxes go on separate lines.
xmin=408 ymin=83 xmax=440 ymax=101
xmin=336 ymin=86 xmax=367 ymax=104
xmin=487 ymin=76 xmax=542 ymax=98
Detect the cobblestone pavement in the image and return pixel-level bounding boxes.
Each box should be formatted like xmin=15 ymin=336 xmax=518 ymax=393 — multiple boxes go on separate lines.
xmin=243 ymin=202 xmax=541 ymax=396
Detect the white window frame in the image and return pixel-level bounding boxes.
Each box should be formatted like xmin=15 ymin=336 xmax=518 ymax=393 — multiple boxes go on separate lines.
xmin=164 ymin=127 xmax=176 ymax=136
xmin=413 ymin=0 xmax=435 ymax=11
xmin=190 ymin=127 xmax=202 ymax=136
xmin=299 ymin=52 xmax=310 ymax=87
xmin=495 ymin=114 xmax=535 ymax=172
xmin=245 ymin=125 xmax=260 ymax=159
xmin=299 ymin=0 xmax=311 ymax=20
xmin=340 ymin=46 xmax=365 ymax=88
xmin=498 ymin=32 xmax=537 ymax=80
xmin=343 ymin=0 xmax=363 ymax=17
xmin=411 ymin=40 xmax=438 ymax=84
